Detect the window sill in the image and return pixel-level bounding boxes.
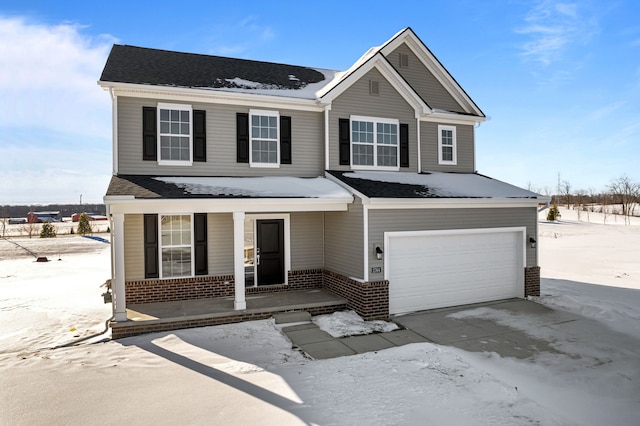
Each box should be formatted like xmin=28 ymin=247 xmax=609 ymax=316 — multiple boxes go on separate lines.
xmin=250 ymin=163 xmax=280 ymax=168
xmin=158 ymin=160 xmax=193 ymax=167
xmin=350 ymin=165 xmax=400 ymax=172
xmin=438 ymin=161 xmax=458 ymax=166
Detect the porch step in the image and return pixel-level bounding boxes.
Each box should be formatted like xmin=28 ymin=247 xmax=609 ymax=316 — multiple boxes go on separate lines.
xmin=273 ymin=311 xmax=312 ymax=324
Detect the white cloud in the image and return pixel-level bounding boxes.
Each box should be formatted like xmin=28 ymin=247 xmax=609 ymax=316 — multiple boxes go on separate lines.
xmin=0 ymin=16 xmax=115 ymax=137
xmin=515 ymin=1 xmax=599 ymax=65
xmin=0 ymin=16 xmax=116 ymax=205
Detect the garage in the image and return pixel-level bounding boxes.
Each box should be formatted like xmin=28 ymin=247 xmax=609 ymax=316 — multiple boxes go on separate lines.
xmin=385 ymin=227 xmax=525 ymax=315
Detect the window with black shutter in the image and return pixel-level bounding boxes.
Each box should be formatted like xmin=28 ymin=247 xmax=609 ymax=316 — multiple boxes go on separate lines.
xmin=280 ymin=116 xmax=292 ymax=164
xmin=339 ymin=118 xmax=350 ymax=165
xmin=143 ymin=214 xmax=159 ymax=279
xmin=237 ymin=112 xmax=249 ymax=163
xmin=400 ymin=123 xmax=409 ymax=167
xmin=193 ymin=110 xmax=206 ymax=162
xmin=194 ymin=213 xmax=208 ymax=275
xmin=142 ymin=107 xmax=157 ymax=161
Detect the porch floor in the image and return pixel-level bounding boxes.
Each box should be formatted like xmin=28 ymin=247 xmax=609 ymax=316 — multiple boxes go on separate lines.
xmin=111 ymin=289 xmax=348 ymax=338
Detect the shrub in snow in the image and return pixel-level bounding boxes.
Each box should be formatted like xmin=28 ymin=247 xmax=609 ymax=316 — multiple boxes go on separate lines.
xmin=77 ymin=213 xmax=93 ymax=235
xmin=39 ymin=221 xmax=57 ymax=238
xmin=547 ymin=203 xmax=560 ymax=221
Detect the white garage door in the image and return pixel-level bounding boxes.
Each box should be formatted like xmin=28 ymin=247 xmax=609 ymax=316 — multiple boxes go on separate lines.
xmin=386 ymin=228 xmax=525 ymax=315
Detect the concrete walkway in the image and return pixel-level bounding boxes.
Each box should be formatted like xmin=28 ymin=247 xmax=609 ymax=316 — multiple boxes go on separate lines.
xmin=282 ymin=299 xmax=582 ymax=360
xmin=281 ymin=322 xmax=429 ymax=359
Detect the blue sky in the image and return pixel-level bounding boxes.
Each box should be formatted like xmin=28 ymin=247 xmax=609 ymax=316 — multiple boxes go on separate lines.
xmin=1 ymin=0 xmax=639 ymax=205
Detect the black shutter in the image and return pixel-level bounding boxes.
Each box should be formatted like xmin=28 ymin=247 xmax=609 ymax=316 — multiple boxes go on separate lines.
xmin=339 ymin=118 xmax=350 ymax=165
xmin=194 ymin=213 xmax=208 ymax=276
xmin=236 ymin=112 xmax=249 ymax=163
xmin=143 ymin=214 xmax=159 ymax=279
xmin=193 ymin=110 xmax=206 ymax=162
xmin=280 ymin=116 xmax=292 ymax=164
xmin=142 ymin=107 xmax=157 ymax=161
xmin=399 ymin=123 xmax=409 ymax=168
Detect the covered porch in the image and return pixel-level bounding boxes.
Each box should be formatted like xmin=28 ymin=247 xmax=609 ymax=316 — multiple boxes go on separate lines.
xmin=111 ymin=285 xmax=348 ymax=339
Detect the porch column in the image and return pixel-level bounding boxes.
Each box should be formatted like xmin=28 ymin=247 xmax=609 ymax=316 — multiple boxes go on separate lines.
xmin=112 ymin=213 xmax=127 ymax=322
xmin=233 ymin=211 xmax=246 ymax=310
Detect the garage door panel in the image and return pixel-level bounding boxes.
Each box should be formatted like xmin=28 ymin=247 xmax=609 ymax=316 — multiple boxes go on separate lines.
xmin=388 ymin=229 xmax=523 ymax=315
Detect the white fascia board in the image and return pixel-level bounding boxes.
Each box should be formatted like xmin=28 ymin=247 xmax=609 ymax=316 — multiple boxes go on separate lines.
xmin=379 ymin=31 xmax=484 ymax=117
xmin=420 ymin=112 xmax=484 ymax=125
xmin=366 ymin=198 xmax=541 ymax=209
xmin=104 ymin=196 xmax=352 ymax=215
xmin=99 ymin=81 xmax=324 ymax=112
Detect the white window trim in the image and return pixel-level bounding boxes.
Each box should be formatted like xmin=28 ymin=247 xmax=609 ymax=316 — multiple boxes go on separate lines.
xmin=157 ymin=102 xmax=193 ymax=166
xmin=438 ymin=124 xmax=457 ymax=165
xmin=244 ymin=213 xmax=291 ymax=286
xmin=249 ymin=109 xmax=280 ymax=168
xmin=350 ymin=115 xmax=400 ymax=171
xmin=158 ymin=213 xmax=195 ymax=279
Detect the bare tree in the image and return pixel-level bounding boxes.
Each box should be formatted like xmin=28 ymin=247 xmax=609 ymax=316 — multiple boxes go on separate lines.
xmin=608 ymin=175 xmax=640 ymax=225
xmin=574 ymin=189 xmax=587 ymax=221
xmin=559 ymin=180 xmax=572 ymax=209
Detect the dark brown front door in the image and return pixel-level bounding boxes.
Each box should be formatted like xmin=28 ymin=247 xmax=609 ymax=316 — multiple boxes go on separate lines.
xmin=256 ymin=219 xmax=284 ymax=285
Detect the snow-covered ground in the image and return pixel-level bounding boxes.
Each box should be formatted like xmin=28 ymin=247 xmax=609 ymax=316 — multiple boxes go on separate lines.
xmin=1 ymin=207 xmax=639 ymax=425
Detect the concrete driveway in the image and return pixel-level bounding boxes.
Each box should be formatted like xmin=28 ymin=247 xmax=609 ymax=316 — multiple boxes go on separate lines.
xmin=393 ymin=298 xmax=583 ymax=359
xmin=283 ymin=298 xmax=586 ymax=360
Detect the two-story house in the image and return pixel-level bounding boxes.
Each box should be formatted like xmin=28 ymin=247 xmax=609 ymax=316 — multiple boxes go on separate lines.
xmin=99 ymin=28 xmax=545 ymax=338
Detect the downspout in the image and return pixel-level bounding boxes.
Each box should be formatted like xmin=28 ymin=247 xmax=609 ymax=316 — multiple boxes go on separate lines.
xmin=109 ymin=87 xmax=118 ymax=175
xmin=416 ymin=115 xmax=421 ymax=172
xmin=363 ymin=204 xmax=369 ymax=282
xmin=324 ymin=105 xmax=331 ymax=171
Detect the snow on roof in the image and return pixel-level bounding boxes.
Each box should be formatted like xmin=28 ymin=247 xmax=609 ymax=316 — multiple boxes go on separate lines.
xmin=155 ymin=176 xmax=353 ymax=199
xmin=342 ymin=171 xmax=540 ymax=198
xmin=206 ymin=68 xmax=340 ymax=99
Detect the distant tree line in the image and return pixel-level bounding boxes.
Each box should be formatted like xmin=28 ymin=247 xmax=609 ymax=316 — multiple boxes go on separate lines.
xmin=0 ymin=204 xmax=106 ymax=219
xmin=543 ymin=174 xmax=640 ymax=225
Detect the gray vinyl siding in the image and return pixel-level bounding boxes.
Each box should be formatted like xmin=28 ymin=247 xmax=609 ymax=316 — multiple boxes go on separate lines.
xmin=328 ymin=68 xmax=418 ymax=171
xmin=324 ymin=198 xmax=364 ymax=279
xmin=386 ymin=43 xmax=465 ymax=113
xmin=117 ymin=96 xmax=324 ymax=176
xmin=420 ymin=121 xmax=475 ymax=172
xmin=124 ymin=214 xmax=144 ymax=281
xmin=290 ymin=212 xmax=324 ymax=270
xmin=208 ymin=213 xmax=233 ymax=275
xmin=367 ymin=207 xmax=538 ymax=282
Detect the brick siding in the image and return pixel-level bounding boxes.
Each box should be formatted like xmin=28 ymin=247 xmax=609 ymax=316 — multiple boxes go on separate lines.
xmin=322 ymin=270 xmax=389 ymax=320
xmin=524 ymin=266 xmax=541 ymax=297
xmin=125 ymin=275 xmax=234 ymax=304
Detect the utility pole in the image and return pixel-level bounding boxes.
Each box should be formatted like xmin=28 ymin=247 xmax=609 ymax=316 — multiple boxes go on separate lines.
xmin=79 ymin=194 xmax=82 ymax=205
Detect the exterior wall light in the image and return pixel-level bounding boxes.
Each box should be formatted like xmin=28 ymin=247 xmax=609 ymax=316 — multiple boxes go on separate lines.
xmin=529 ymin=237 xmax=536 ymax=248
xmin=375 ymin=246 xmax=383 ymax=260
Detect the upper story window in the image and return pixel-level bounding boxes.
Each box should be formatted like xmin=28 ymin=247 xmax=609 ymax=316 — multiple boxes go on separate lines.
xmin=351 ymin=115 xmax=399 ymax=170
xmin=438 ymin=125 xmax=457 ymax=165
xmin=158 ymin=103 xmax=192 ymax=166
xmin=250 ymin=109 xmax=279 ymax=167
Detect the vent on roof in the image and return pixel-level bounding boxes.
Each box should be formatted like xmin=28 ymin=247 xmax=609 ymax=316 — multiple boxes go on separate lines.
xmin=369 ymin=80 xmax=380 ymax=95
xmin=399 ymin=53 xmax=409 ymax=68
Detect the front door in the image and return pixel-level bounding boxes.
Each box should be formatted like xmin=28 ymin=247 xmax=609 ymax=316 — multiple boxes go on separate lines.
xmin=256 ymin=219 xmax=284 ymax=285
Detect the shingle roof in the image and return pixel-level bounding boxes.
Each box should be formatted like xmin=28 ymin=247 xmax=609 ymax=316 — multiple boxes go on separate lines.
xmin=106 ymin=175 xmax=352 ymax=200
xmin=327 ymin=170 xmax=542 ymax=199
xmin=99 ymin=44 xmax=333 ymax=95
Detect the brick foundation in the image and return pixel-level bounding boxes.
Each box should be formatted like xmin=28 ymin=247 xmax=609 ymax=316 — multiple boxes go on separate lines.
xmin=524 ymin=266 xmax=541 ymax=297
xmin=125 ymin=269 xmax=324 ymax=304
xmin=322 ymin=270 xmax=389 ymax=320
xmin=125 ymin=275 xmax=235 ymax=304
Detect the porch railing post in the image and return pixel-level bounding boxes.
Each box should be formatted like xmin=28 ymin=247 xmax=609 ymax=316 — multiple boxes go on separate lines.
xmin=233 ymin=211 xmax=246 ymax=310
